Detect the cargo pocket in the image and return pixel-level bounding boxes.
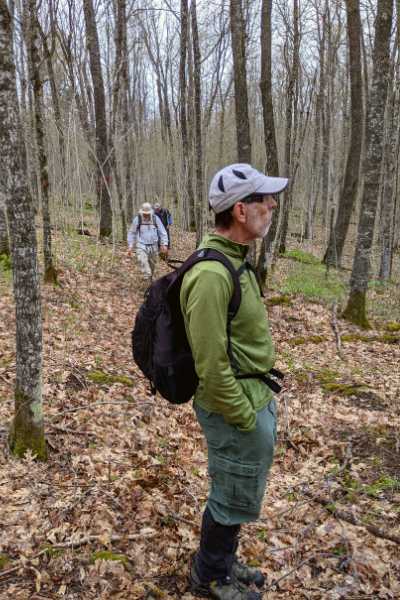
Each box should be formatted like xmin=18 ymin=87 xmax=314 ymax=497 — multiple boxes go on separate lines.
xmin=194 ymin=404 xmax=221 ymax=449
xmin=213 ymin=456 xmax=260 ymax=508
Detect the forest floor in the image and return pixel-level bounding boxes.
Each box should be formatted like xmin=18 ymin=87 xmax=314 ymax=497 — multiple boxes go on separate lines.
xmin=0 ymin=221 xmax=400 ymax=600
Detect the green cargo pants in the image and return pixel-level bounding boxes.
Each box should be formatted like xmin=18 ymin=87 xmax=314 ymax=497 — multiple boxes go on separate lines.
xmin=194 ymin=397 xmax=277 ymax=526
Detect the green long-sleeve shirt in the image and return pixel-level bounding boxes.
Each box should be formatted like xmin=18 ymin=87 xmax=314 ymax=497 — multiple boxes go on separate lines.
xmin=180 ymin=233 xmax=276 ymax=433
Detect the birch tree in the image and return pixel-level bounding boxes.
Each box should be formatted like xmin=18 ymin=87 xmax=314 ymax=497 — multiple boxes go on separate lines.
xmin=0 ymin=0 xmax=46 ymax=460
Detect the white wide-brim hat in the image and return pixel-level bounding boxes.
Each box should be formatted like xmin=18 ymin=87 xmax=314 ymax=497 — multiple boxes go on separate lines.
xmin=209 ymin=164 xmax=290 ymax=213
xmin=139 ymin=202 xmax=153 ymax=215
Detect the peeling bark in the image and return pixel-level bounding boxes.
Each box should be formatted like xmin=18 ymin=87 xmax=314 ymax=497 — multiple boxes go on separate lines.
xmin=0 ymin=191 xmax=10 ymax=256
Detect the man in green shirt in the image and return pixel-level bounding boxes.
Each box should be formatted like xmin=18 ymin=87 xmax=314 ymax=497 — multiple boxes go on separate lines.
xmin=182 ymin=164 xmax=289 ymax=600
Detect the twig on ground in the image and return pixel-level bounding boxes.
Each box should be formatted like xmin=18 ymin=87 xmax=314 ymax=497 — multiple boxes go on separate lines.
xmin=51 ymin=531 xmax=159 ymax=549
xmin=337 ymin=442 xmax=352 ymax=475
xmin=331 ymin=303 xmax=345 ymax=360
xmin=312 ymin=494 xmax=400 ymax=545
xmin=0 ymin=550 xmax=47 ymax=579
xmin=258 ymin=487 xmax=328 ymax=522
xmin=97 ymin=486 xmax=125 ymax=511
xmin=45 ymin=423 xmax=97 ymax=436
xmin=0 ymin=374 xmax=14 ymax=390
xmin=263 ymin=553 xmax=341 ymax=591
xmin=46 ymin=400 xmax=163 ymax=421
xmin=283 ymin=393 xmax=291 ymax=439
xmin=157 ymin=502 xmax=200 ymax=528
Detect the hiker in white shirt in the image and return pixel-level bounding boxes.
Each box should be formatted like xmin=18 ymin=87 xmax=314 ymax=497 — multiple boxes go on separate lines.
xmin=127 ymin=202 xmax=168 ymax=282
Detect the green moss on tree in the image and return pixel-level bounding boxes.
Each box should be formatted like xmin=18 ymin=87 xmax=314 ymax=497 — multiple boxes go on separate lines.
xmin=87 ymin=370 xmax=133 ymax=387
xmin=265 ymin=295 xmax=293 ymax=308
xmin=89 ymin=551 xmax=134 ymax=571
xmin=0 ymin=553 xmax=10 ymax=571
xmin=342 ymin=289 xmax=372 ymax=329
xmin=10 ymin=389 xmax=47 ymax=461
xmin=44 ymin=264 xmax=58 ymax=285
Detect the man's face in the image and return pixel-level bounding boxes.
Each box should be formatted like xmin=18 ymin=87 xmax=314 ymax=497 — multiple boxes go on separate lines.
xmin=245 ymin=195 xmax=277 ymax=238
xmin=143 ymin=213 xmax=151 ymax=221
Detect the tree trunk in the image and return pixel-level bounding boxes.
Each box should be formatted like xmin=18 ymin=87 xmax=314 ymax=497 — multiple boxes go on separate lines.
xmin=323 ymin=0 xmax=363 ymax=267
xmin=179 ymin=0 xmax=190 ymax=230
xmin=37 ymin=8 xmax=68 ymax=225
xmin=230 ymin=0 xmax=251 ymax=163
xmin=83 ymin=0 xmax=113 ymax=238
xmin=0 ymin=191 xmax=10 ymax=256
xmin=379 ymin=80 xmax=398 ymax=283
xmin=109 ymin=0 xmax=127 ymax=241
xmin=276 ymin=0 xmax=300 ymax=256
xmin=257 ymin=0 xmax=280 ymax=283
xmin=0 ymin=0 xmax=46 ymax=460
xmin=118 ymin=0 xmax=133 ymax=229
xmin=191 ymin=0 xmax=203 ymax=247
xmin=230 ymin=0 xmax=255 ymax=262
xmin=343 ymin=0 xmax=393 ymax=328
xmin=27 ymin=0 xmax=57 ymax=284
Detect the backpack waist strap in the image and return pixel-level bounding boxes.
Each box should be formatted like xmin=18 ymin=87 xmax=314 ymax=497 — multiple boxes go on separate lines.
xmin=235 ymin=368 xmax=284 ymax=394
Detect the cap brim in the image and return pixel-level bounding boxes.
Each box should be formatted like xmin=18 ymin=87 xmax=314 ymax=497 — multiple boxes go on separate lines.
xmin=254 ymin=176 xmax=290 ymax=196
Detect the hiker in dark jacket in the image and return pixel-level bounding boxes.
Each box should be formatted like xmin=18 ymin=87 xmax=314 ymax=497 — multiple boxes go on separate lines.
xmin=154 ymin=199 xmax=172 ymax=247
xmin=182 ymin=164 xmax=289 ymax=600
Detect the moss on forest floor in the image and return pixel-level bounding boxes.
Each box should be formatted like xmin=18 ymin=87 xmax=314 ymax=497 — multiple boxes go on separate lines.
xmin=380 ymin=323 xmax=400 ymax=331
xmin=265 ymin=295 xmax=293 ymax=308
xmin=294 ymin=335 xmax=327 ymax=345
xmin=0 ymin=553 xmax=10 ymax=571
xmin=89 ymin=551 xmax=134 ymax=572
xmin=39 ymin=545 xmax=64 ymax=557
xmin=87 ymin=370 xmax=134 ymax=387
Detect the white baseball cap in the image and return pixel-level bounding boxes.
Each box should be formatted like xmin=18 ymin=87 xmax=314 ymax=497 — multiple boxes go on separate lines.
xmin=209 ymin=164 xmax=290 ymax=214
xmin=139 ymin=202 xmax=153 ymax=215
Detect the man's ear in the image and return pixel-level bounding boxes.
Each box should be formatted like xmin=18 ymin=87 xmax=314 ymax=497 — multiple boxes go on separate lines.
xmin=233 ymin=202 xmax=246 ymax=223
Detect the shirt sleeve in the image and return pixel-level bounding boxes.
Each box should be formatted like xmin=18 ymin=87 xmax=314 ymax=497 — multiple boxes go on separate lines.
xmin=182 ymin=266 xmax=257 ymax=433
xmin=127 ymin=218 xmax=138 ymax=248
xmin=155 ymin=215 xmax=168 ymax=246
xmin=167 ymin=210 xmax=172 ymax=226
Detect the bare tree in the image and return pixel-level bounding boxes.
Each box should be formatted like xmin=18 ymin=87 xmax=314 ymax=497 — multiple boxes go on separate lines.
xmin=0 ymin=0 xmax=46 ymax=460
xmin=343 ymin=0 xmax=394 ymax=327
xmin=275 ymin=0 xmax=300 ymax=256
xmin=192 ymin=0 xmax=203 ymax=247
xmin=257 ymin=0 xmax=280 ymax=283
xmin=324 ymin=0 xmax=363 ymax=267
xmin=83 ymin=0 xmax=113 ymax=238
xmin=26 ymin=0 xmax=58 ymax=283
xmin=0 ymin=191 xmax=10 ymax=256
xmin=230 ymin=0 xmax=251 ymax=163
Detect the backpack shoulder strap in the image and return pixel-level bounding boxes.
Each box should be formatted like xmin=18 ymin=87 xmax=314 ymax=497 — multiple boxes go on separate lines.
xmin=171 ymin=247 xmax=242 ymax=317
xmin=138 ymin=214 xmax=142 ymax=234
xmin=152 ymin=214 xmax=157 ymax=226
xmin=169 ymin=248 xmax=242 ymax=372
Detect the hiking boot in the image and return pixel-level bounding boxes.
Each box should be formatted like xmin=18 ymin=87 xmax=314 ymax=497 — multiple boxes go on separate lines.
xmin=189 ymin=562 xmax=261 ymax=600
xmin=231 ymin=561 xmax=264 ymax=588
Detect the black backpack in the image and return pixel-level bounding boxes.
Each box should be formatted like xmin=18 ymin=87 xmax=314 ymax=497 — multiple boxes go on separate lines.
xmin=131 ymin=248 xmax=283 ymax=404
